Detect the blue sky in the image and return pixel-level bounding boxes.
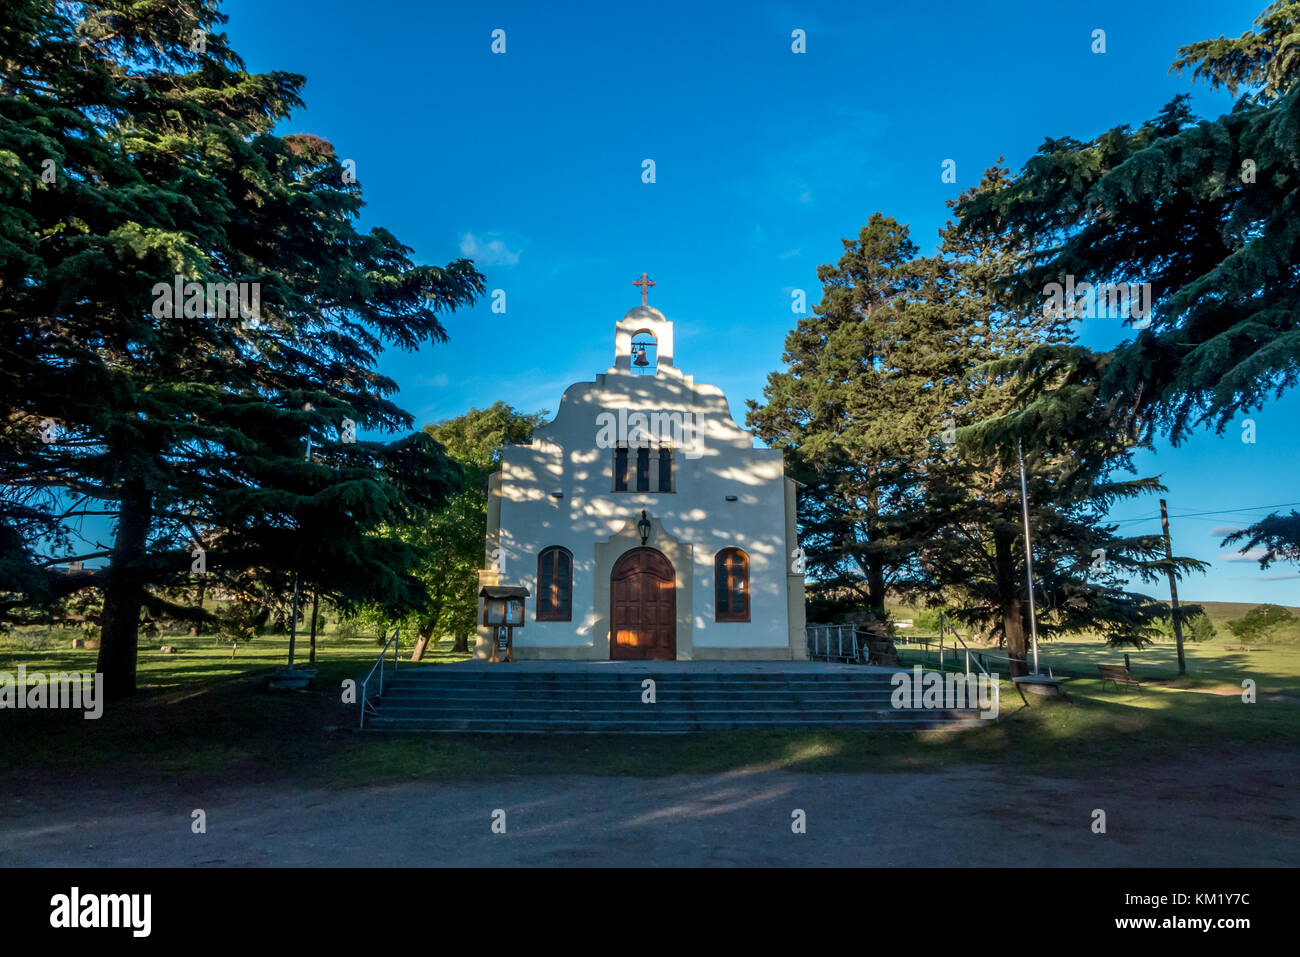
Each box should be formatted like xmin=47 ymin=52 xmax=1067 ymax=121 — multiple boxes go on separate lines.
xmin=221 ymin=0 xmax=1297 ymax=604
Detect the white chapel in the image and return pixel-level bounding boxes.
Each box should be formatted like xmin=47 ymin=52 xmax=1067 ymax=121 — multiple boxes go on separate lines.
xmin=475 ymin=284 xmax=807 ymax=661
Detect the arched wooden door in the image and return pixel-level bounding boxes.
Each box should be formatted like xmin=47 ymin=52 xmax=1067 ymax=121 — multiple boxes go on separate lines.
xmin=610 ymin=548 xmax=676 ymax=660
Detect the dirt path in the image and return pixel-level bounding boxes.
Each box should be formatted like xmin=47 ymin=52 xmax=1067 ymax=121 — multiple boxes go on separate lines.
xmin=1 ymin=748 xmax=1295 ymax=866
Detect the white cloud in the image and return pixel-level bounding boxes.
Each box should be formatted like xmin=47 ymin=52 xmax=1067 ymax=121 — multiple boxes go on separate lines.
xmin=458 ymin=232 xmax=522 ymax=268
xmin=1208 ymin=525 xmax=1243 ymax=537
xmin=1218 ymin=548 xmax=1269 ymax=563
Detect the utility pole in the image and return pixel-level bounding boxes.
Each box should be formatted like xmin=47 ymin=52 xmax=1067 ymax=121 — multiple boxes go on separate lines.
xmin=1159 ymin=498 xmax=1187 ymax=676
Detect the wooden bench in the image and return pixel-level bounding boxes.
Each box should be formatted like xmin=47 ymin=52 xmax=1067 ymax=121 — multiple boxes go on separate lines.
xmin=1098 ymin=664 xmax=1142 ymax=691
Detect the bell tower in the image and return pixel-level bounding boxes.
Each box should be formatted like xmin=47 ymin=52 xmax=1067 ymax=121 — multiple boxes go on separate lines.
xmin=615 ymin=306 xmax=674 ymax=373
xmin=614 ymin=273 xmax=674 ymax=373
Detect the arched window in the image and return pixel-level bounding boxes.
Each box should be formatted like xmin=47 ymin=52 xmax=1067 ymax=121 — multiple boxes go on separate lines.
xmin=631 ymin=331 xmax=658 ymax=375
xmin=537 ymin=547 xmax=572 ymax=621
xmin=714 ymin=548 xmax=749 ymax=622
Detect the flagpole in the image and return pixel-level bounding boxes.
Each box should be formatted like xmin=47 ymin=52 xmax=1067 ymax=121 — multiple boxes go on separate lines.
xmin=286 ymin=430 xmax=313 ymax=672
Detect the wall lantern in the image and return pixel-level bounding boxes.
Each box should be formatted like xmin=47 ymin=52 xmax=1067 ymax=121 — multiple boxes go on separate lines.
xmin=479 ymin=585 xmax=529 ymax=662
xmin=637 ymin=509 xmax=651 ymax=545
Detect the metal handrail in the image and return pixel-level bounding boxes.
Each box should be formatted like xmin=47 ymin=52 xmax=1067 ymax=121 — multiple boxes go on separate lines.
xmin=804 ymin=623 xmax=862 ymax=663
xmin=936 ymin=613 xmax=992 ymax=680
xmin=359 ymin=628 xmax=400 ymax=729
xmin=900 ymin=638 xmax=1057 ymax=678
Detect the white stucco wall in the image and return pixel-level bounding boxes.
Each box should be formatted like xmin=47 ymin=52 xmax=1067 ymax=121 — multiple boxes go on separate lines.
xmin=481 ymin=306 xmax=803 ymax=659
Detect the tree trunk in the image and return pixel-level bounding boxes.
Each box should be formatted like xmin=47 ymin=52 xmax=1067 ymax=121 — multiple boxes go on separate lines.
xmin=189 ymin=578 xmax=206 ymax=636
xmin=994 ymin=524 xmax=1029 ymax=677
xmin=308 ymin=590 xmax=319 ymax=664
xmin=864 ymin=492 xmax=887 ymax=618
xmin=97 ymin=480 xmax=153 ymax=700
xmin=866 ymin=554 xmax=886 ymax=620
xmin=452 ymin=631 xmax=470 ymax=654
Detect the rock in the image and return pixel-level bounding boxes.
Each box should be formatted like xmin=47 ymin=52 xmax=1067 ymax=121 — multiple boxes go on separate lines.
xmin=83 ymin=639 xmax=100 ymax=650
xmin=866 ymin=638 xmax=900 ymax=667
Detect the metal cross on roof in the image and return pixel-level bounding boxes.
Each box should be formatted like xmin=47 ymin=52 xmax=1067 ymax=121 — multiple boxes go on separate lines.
xmin=633 ymin=272 xmax=656 ymax=306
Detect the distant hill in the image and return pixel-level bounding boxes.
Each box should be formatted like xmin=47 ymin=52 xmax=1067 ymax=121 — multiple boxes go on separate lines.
xmin=1170 ymin=600 xmax=1300 ymax=631
xmin=883 ymin=599 xmax=1300 ymax=635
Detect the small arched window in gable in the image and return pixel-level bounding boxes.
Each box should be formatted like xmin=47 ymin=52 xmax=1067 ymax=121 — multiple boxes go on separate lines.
xmin=631 ymin=331 xmax=658 ymax=375
xmin=715 ymin=548 xmax=749 ymax=622
xmin=537 ymin=547 xmax=572 ymax=621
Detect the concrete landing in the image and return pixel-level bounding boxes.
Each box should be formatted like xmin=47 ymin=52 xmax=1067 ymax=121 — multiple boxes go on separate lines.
xmin=410 ymin=659 xmax=900 ymax=675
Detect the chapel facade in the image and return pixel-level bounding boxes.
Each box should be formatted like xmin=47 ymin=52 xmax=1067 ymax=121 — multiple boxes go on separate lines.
xmin=475 ymin=295 xmax=807 ymax=660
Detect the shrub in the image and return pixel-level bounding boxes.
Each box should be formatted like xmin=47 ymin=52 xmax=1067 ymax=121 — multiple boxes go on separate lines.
xmin=1185 ymin=611 xmax=1216 ymax=642
xmin=1227 ymin=604 xmax=1298 ymax=644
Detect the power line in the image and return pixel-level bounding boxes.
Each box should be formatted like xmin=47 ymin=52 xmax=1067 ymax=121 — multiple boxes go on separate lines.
xmin=1109 ymin=500 xmax=1300 ymax=526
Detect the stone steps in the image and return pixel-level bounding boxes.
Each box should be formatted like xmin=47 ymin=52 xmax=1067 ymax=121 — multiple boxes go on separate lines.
xmin=361 ymin=665 xmax=990 ymax=733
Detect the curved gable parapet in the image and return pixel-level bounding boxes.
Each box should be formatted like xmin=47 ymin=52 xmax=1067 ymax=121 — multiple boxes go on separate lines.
xmin=524 ymin=372 xmax=755 ymax=455
xmin=529 ymin=378 xmax=599 ymax=445
xmin=690 ymin=380 xmax=754 ymax=447
xmin=513 ymin=303 xmax=757 ymax=455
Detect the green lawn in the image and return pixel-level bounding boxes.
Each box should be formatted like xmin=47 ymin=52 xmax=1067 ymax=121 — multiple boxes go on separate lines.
xmin=1 ymin=627 xmax=1296 ymax=790
xmin=896 ymin=634 xmax=1300 ymax=694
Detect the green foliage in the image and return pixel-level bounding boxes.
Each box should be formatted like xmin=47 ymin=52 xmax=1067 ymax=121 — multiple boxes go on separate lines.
xmin=0 ymin=0 xmax=485 ymax=696
xmin=1153 ymin=607 xmax=1216 ymax=642
xmin=428 ymin=401 xmax=549 ymax=473
xmin=1227 ymin=603 xmax=1299 ymax=643
xmin=335 ymin=616 xmax=367 ymax=641
xmin=754 ymin=169 xmax=1199 ymax=670
xmin=357 ymin=403 xmax=547 ymax=646
xmin=1221 ymin=510 xmax=1300 ymax=568
xmin=935 ymin=172 xmax=1192 ymax=654
xmin=748 ymin=214 xmax=955 ymax=616
xmin=912 ymin=607 xmax=947 ymax=633
xmin=1186 ymin=610 xmax=1217 ymax=642
xmin=956 ymin=2 xmax=1300 ymax=445
xmin=1170 ymin=1 xmax=1300 ymax=101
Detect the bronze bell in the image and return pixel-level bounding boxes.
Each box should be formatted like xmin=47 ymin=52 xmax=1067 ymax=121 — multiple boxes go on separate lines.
xmin=633 ymin=346 xmax=649 ymax=366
